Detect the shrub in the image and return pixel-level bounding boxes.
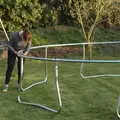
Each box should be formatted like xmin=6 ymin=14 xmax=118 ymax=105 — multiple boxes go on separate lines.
xmin=0 ymin=0 xmax=42 ymax=31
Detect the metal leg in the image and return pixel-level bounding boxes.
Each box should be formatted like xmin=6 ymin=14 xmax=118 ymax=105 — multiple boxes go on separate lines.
xmin=117 ymin=96 xmax=120 ymax=118
xmin=80 ymin=44 xmax=120 ymax=78
xmin=17 ymin=61 xmax=62 ymax=113
xmin=80 ymin=44 xmax=86 ymax=78
xmin=55 ymin=62 xmax=62 ymax=111
xmin=19 ymin=57 xmax=24 ymax=91
xmin=20 ymin=48 xmax=48 ymax=92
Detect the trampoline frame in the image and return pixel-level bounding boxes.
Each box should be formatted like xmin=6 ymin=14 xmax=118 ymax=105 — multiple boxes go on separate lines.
xmin=31 ymin=42 xmax=120 ymax=78
xmin=80 ymin=43 xmax=120 ymax=78
xmin=18 ymin=42 xmax=120 ymax=114
xmin=18 ymin=48 xmax=62 ymax=113
xmin=1 ymin=17 xmax=120 ymax=116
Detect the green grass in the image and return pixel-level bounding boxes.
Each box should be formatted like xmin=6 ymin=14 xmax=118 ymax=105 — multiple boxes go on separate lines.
xmin=32 ymin=26 xmax=84 ymax=45
xmin=0 ymin=27 xmax=120 ymax=120
xmin=0 ymin=58 xmax=120 ymax=120
xmin=0 ymin=26 xmax=120 ymax=45
xmin=31 ymin=26 xmax=120 ymax=46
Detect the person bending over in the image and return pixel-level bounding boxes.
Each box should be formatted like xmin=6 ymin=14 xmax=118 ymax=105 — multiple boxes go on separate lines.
xmin=3 ymin=28 xmax=32 ymax=92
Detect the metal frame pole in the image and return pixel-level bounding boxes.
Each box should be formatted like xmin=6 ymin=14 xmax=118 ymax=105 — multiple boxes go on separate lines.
xmin=0 ymin=18 xmax=9 ymax=41
xmin=117 ymin=97 xmax=120 ymax=118
xmin=20 ymin=47 xmax=48 ymax=92
xmin=80 ymin=44 xmax=86 ymax=78
xmin=55 ymin=62 xmax=62 ymax=110
xmin=19 ymin=57 xmax=24 ymax=91
xmin=80 ymin=44 xmax=120 ymax=78
xmin=18 ymin=60 xmax=62 ymax=113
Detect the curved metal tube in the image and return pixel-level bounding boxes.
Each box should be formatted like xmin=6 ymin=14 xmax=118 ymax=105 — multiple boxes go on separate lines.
xmin=117 ymin=97 xmax=120 ymax=118
xmin=18 ymin=59 xmax=62 ymax=113
xmin=18 ymin=96 xmax=60 ymax=113
xmin=20 ymin=48 xmax=48 ymax=92
xmin=80 ymin=44 xmax=120 ymax=78
xmin=30 ymin=41 xmax=120 ymax=50
xmin=20 ymin=55 xmax=120 ymax=63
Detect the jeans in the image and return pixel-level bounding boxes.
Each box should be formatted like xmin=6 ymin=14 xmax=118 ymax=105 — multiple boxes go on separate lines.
xmin=5 ymin=50 xmax=24 ymax=84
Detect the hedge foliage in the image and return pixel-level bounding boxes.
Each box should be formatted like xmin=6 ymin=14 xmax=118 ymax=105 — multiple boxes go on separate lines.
xmin=0 ymin=0 xmax=42 ymax=31
xmin=0 ymin=0 xmax=120 ymax=31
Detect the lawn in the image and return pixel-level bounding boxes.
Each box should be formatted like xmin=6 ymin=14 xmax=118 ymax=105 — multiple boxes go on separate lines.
xmin=0 ymin=27 xmax=120 ymax=120
xmin=0 ymin=57 xmax=120 ymax=120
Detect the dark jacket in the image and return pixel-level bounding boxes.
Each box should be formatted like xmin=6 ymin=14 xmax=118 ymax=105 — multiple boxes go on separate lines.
xmin=8 ymin=31 xmax=31 ymax=53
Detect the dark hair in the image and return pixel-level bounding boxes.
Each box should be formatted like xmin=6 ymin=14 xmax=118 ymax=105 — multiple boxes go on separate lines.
xmin=23 ymin=30 xmax=32 ymax=41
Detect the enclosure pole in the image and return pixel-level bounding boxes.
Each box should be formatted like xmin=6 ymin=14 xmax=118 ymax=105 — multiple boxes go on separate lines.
xmin=19 ymin=57 xmax=24 ymax=91
xmin=55 ymin=62 xmax=62 ymax=109
xmin=117 ymin=97 xmax=120 ymax=118
xmin=0 ymin=18 xmax=10 ymax=41
xmin=80 ymin=44 xmax=86 ymax=78
xmin=44 ymin=47 xmax=48 ymax=82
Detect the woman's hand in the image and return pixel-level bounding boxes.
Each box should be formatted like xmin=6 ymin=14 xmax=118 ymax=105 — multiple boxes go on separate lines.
xmin=23 ymin=51 xmax=28 ymax=56
xmin=17 ymin=50 xmax=24 ymax=56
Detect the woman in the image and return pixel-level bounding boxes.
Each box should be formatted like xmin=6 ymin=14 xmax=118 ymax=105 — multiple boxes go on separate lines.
xmin=3 ymin=28 xmax=32 ymax=92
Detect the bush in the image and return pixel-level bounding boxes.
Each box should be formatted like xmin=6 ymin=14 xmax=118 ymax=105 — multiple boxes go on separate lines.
xmin=0 ymin=0 xmax=42 ymax=31
xmin=39 ymin=4 xmax=58 ymax=27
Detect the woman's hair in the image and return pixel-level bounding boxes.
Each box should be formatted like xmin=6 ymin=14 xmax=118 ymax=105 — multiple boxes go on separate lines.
xmin=20 ymin=25 xmax=32 ymax=43
xmin=22 ymin=29 xmax=32 ymax=43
